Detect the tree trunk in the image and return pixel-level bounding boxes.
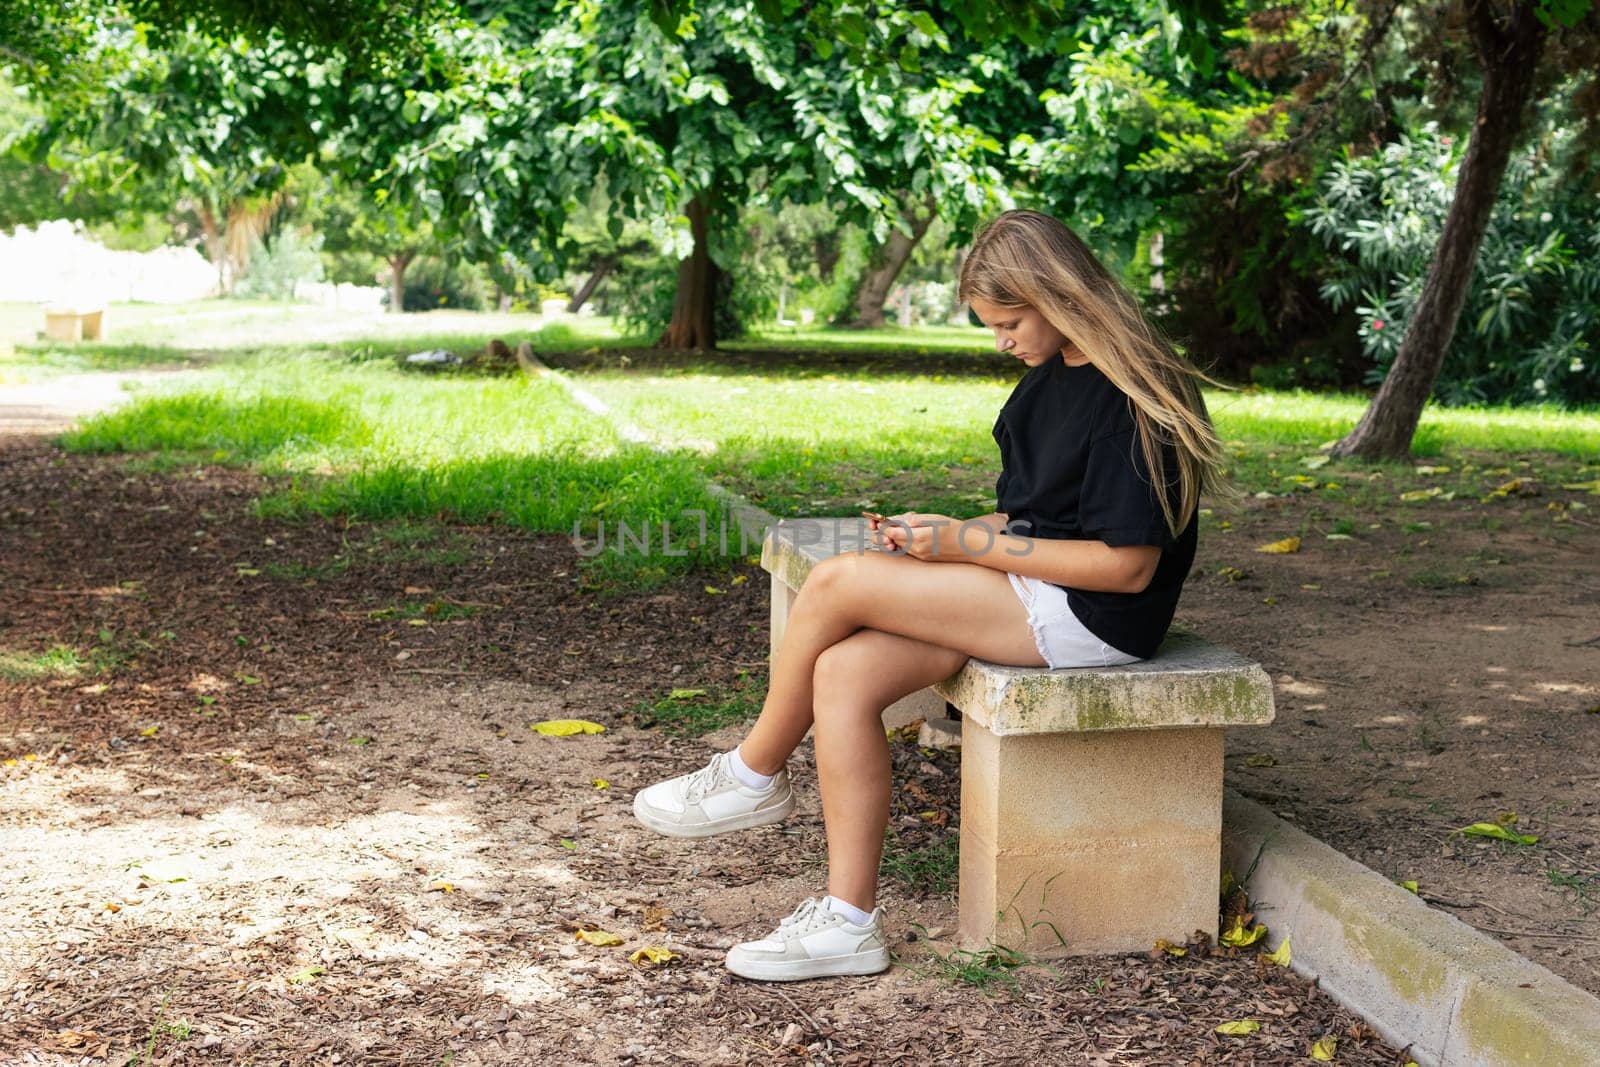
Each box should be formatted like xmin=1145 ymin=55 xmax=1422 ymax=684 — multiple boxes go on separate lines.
xmin=659 ymin=195 xmax=717 ymax=349
xmin=198 ymin=200 xmax=225 ymax=296
xmin=844 ymin=197 xmax=936 ymax=329
xmin=387 ymin=250 xmax=414 ymax=314
xmin=567 ymin=257 xmax=614 ymax=314
xmin=949 ymin=245 xmax=969 ymax=324
xmin=1331 ymin=0 xmax=1547 ymax=461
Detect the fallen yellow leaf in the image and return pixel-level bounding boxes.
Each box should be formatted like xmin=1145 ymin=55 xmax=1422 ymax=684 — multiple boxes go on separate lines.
xmin=576 ymin=929 xmax=624 ymax=947
xmin=1220 ymin=917 xmax=1267 ymax=947
xmin=2 ymin=759 xmax=15 ymax=767
xmin=102 ymin=902 xmax=121 ymax=913
xmin=1397 ymin=879 xmax=1419 ymax=894
xmin=428 ymin=881 xmax=455 ymax=893
xmin=667 ymin=688 xmax=706 ymax=700
xmin=1255 ymin=537 xmax=1301 ymax=554
xmin=730 ymin=575 xmax=748 ymax=585
xmin=531 ymin=719 xmax=607 ymax=736
xmin=1266 ymin=936 xmax=1291 ymax=966
xmin=286 ymin=965 xmax=325 ymax=984
xmin=591 ymin=778 xmax=610 ymax=790
xmin=1310 ymin=1034 xmax=1337 ymax=1060
xmin=1215 ymin=1020 xmax=1261 ymax=1035
xmin=1399 ymin=487 xmax=1442 ymax=502
xmin=1152 ymin=938 xmax=1186 ymax=956
xmin=629 ymin=946 xmax=678 ymax=966
xmin=140 ymin=725 xmax=159 ymax=737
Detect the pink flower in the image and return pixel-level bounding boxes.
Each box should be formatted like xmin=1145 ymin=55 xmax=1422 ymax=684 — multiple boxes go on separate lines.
xmin=1373 ymin=320 xmax=1385 ymax=330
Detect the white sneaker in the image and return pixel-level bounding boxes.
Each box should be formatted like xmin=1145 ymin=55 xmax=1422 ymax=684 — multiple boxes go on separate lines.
xmin=725 ymin=897 xmax=891 ymax=981
xmin=632 ymin=751 xmax=794 ymax=838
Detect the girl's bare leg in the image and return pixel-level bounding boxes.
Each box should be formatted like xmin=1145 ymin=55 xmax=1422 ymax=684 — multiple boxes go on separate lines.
xmin=738 ymin=551 xmax=1045 ymax=776
xmin=810 ymin=627 xmax=973 ymax=909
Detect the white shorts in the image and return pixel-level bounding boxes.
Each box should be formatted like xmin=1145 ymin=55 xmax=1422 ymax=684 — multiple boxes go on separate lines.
xmin=1007 ymin=573 xmax=1142 ymax=670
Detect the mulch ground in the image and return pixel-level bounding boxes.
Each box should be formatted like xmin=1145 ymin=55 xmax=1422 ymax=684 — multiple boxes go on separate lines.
xmin=0 ymin=436 xmax=1425 ymax=1066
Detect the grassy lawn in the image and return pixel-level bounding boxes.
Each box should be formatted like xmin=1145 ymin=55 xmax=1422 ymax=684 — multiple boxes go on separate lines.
xmin=36 ymin=303 xmax=1600 ymax=591
xmin=585 ymin=362 xmax=1600 ymax=519
xmin=58 ymin=348 xmax=724 ymax=588
xmin=0 ymin=298 xmax=629 ymax=381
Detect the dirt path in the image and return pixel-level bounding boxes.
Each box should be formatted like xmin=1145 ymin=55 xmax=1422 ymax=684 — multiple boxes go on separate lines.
xmin=0 ymin=439 xmax=1407 ymax=1066
xmin=0 ymin=370 xmax=173 ymax=436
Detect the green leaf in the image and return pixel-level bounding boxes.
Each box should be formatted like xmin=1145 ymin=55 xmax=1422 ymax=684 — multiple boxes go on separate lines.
xmin=1456 ymin=822 xmax=1538 ymax=846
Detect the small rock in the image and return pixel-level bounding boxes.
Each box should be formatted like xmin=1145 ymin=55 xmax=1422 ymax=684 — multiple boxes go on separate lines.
xmin=917 ymin=717 xmax=962 ymax=750
xmin=780 ymin=1023 xmax=804 ymax=1047
xmin=404 ymin=349 xmax=459 ymax=366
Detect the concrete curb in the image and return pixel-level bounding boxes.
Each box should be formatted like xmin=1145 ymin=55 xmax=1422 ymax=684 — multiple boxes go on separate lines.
xmin=1222 ymin=790 xmax=1600 ymax=1067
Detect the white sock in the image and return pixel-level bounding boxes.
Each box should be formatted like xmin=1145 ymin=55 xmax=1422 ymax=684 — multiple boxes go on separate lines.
xmin=727 ymin=746 xmax=776 ymax=790
xmin=824 ymin=895 xmax=875 ymax=927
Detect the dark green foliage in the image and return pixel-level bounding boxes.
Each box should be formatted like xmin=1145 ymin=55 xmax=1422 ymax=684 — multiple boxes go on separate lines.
xmin=400 ymin=256 xmax=490 ymax=312
xmin=1304 ymin=123 xmax=1599 ymax=406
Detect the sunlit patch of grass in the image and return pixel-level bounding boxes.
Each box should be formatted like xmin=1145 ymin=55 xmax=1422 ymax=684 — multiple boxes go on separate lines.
xmin=0 ymin=645 xmax=87 ymax=681
xmin=631 ymin=686 xmax=765 ymax=736
xmin=62 ymin=355 xmax=730 ymax=591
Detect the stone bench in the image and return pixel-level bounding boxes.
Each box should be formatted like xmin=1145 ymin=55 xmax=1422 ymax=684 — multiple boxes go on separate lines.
xmin=760 ymin=517 xmax=1275 ymax=957
xmin=43 ymin=306 xmax=107 ymax=343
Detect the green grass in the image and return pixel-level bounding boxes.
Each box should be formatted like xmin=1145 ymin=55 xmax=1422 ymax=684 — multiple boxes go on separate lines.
xmin=0 ymin=632 xmax=128 ymax=681
xmin=2 ymin=299 xmax=627 ymax=382
xmin=906 ymin=939 xmax=1031 ymax=993
xmin=581 ymin=361 xmax=1600 ymax=518
xmin=735 ymin=322 xmax=994 ymax=353
xmin=631 ymin=685 xmax=764 ymax=736
xmin=42 ymin=305 xmax=1600 ymax=593
xmin=881 ymin=833 xmax=960 ymax=896
xmin=0 ymin=645 xmax=89 ymax=681
xmin=61 ymin=351 xmax=728 ymax=589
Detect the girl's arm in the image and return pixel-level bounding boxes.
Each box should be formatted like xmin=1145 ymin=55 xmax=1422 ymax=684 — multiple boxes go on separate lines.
xmin=982 ymin=532 xmax=1160 ymax=594
xmin=877 ymin=513 xmax=1159 ymax=594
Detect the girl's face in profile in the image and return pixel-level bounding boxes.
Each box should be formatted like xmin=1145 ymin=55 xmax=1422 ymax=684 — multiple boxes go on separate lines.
xmin=969 ymin=298 xmax=1085 ymax=367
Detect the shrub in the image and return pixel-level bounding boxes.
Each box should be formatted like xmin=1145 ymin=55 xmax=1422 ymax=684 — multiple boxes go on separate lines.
xmin=1301 ymin=122 xmax=1599 ymax=407
xmin=235 ymin=227 xmax=325 ymax=301
xmin=401 ymin=256 xmax=490 ymax=312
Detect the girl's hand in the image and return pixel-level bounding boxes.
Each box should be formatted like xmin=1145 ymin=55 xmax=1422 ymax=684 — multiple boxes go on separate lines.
xmin=875 ymin=512 xmax=964 ymax=560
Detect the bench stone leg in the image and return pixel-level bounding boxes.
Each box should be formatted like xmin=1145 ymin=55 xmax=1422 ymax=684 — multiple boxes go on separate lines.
xmin=769 ymin=571 xmax=798 ymax=664
xmin=768 ymin=572 xmax=948 ymax=731
xmin=958 ymin=724 xmax=1223 ymax=956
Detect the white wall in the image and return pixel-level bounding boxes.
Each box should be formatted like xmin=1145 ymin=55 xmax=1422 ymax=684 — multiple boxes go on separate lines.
xmin=0 ymin=220 xmax=218 ymax=305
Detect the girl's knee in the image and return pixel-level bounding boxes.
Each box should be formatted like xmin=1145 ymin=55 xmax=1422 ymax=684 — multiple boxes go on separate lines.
xmin=812 ymin=641 xmax=875 ymax=707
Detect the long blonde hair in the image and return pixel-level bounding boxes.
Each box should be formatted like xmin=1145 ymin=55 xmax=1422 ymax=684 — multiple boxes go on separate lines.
xmin=959 ymin=210 xmax=1229 ymax=537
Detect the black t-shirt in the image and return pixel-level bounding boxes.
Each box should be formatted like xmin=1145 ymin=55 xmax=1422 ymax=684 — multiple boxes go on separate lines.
xmin=992 ymin=358 xmax=1197 ymax=659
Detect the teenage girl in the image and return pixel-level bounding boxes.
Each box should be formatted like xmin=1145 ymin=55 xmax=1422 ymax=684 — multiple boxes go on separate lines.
xmin=632 ymin=209 xmax=1228 ymax=981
